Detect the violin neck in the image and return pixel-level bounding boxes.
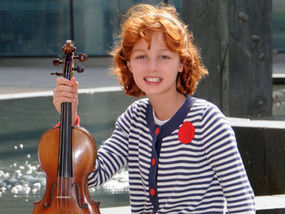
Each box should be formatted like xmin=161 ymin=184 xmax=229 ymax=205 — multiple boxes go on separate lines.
xmin=58 ymin=102 xmax=73 ymax=178
xmin=58 ymin=53 xmax=73 ymax=178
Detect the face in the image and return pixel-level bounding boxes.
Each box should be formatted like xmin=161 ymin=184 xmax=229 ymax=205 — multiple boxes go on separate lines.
xmin=127 ymin=31 xmax=183 ymax=99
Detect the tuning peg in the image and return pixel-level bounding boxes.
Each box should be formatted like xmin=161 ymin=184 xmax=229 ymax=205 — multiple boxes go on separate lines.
xmin=53 ymin=59 xmax=64 ymax=66
xmin=74 ymin=54 xmax=87 ymax=62
xmin=50 ymin=72 xmax=63 ymax=76
xmin=73 ymin=65 xmax=84 ymax=73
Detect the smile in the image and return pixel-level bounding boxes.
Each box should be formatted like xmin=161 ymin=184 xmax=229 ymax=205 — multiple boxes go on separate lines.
xmin=144 ymin=77 xmax=162 ymax=83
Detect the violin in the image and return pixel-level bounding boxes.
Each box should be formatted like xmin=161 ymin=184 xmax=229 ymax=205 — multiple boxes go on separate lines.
xmin=33 ymin=40 xmax=101 ymax=214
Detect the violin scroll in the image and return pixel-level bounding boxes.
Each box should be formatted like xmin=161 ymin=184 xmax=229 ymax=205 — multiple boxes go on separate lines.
xmin=51 ymin=40 xmax=87 ymax=76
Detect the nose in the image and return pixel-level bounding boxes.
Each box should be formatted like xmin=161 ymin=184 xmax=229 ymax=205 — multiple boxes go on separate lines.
xmin=147 ymin=58 xmax=158 ymax=73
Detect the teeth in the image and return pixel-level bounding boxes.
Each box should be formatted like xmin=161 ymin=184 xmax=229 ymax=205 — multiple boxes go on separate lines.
xmin=144 ymin=77 xmax=161 ymax=82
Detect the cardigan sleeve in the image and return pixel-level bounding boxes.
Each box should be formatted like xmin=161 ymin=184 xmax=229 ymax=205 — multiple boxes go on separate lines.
xmin=88 ymin=105 xmax=132 ymax=187
xmin=200 ymin=104 xmax=256 ymax=213
xmin=55 ymin=115 xmax=80 ymax=127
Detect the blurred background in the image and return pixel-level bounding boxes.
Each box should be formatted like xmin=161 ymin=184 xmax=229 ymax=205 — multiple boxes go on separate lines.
xmin=0 ymin=0 xmax=284 ymax=213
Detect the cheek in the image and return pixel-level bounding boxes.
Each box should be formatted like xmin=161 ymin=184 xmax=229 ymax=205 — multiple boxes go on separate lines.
xmin=130 ymin=62 xmax=145 ymax=74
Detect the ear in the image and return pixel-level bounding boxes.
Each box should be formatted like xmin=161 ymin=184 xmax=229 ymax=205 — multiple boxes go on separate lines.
xmin=127 ymin=61 xmax=132 ymax=73
xmin=178 ymin=62 xmax=184 ymax=73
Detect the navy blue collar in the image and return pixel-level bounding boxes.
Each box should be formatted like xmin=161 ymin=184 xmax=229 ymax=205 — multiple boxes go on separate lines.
xmin=146 ymin=95 xmax=196 ymax=139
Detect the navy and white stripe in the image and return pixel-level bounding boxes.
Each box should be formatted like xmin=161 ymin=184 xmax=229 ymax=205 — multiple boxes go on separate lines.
xmin=88 ymin=96 xmax=255 ymax=213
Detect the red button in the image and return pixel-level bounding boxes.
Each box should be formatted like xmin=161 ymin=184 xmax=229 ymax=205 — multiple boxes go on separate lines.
xmin=152 ymin=158 xmax=156 ymax=166
xmin=155 ymin=127 xmax=160 ymax=135
xmin=150 ymin=188 xmax=156 ymax=196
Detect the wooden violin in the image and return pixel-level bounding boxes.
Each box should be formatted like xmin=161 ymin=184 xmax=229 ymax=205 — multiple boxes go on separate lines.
xmin=33 ymin=40 xmax=101 ymax=214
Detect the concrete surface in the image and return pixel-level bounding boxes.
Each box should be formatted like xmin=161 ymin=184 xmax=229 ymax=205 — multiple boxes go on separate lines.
xmin=0 ymin=57 xmax=119 ymax=95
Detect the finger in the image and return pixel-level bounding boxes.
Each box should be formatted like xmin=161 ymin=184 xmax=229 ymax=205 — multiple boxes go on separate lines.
xmin=56 ymin=77 xmax=73 ymax=87
xmin=56 ymin=84 xmax=75 ymax=95
xmin=54 ymin=88 xmax=77 ymax=100
xmin=53 ymin=94 xmax=76 ymax=108
xmin=70 ymin=77 xmax=79 ymax=92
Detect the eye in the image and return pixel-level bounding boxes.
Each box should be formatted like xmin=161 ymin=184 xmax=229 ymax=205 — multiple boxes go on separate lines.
xmin=160 ymin=55 xmax=170 ymax=59
xmin=135 ymin=55 xmax=146 ymax=60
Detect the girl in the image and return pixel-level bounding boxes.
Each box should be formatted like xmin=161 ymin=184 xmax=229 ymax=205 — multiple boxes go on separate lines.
xmin=53 ymin=3 xmax=255 ymax=214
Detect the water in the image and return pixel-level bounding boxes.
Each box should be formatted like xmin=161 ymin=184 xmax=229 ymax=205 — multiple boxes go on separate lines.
xmin=0 ymin=91 xmax=135 ymax=213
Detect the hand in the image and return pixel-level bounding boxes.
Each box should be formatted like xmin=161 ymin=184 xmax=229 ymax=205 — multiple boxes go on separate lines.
xmin=53 ymin=77 xmax=79 ymax=126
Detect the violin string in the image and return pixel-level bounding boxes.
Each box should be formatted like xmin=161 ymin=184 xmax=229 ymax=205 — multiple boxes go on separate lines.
xmin=57 ymin=128 xmax=60 ymax=212
xmin=64 ymin=63 xmax=67 ymax=213
xmin=63 ymin=102 xmax=67 ymax=213
xmin=66 ymin=58 xmax=73 ymax=213
xmin=66 ymin=62 xmax=71 ymax=213
xmin=57 ymin=57 xmax=72 ymax=213
xmin=59 ymin=102 xmax=66 ymax=212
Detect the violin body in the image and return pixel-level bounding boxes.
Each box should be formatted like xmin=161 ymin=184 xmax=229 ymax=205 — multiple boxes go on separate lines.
xmin=33 ymin=127 xmax=100 ymax=214
xmin=32 ymin=40 xmax=101 ymax=214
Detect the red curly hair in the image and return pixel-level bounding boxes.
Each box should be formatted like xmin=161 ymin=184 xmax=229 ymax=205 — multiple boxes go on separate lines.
xmin=111 ymin=3 xmax=208 ymax=97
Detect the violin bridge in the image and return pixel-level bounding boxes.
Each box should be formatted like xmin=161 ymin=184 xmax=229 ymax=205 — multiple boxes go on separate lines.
xmin=56 ymin=196 xmax=72 ymax=199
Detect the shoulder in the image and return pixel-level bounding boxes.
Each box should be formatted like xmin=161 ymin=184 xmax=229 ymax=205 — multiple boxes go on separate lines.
xmin=118 ymin=98 xmax=149 ymax=121
xmin=130 ymin=98 xmax=149 ymax=110
xmin=115 ymin=98 xmax=149 ymax=133
xmin=125 ymin=98 xmax=149 ymax=115
xmin=190 ymin=98 xmax=236 ymax=149
xmin=190 ymin=97 xmax=231 ymax=129
xmin=190 ymin=97 xmax=223 ymax=118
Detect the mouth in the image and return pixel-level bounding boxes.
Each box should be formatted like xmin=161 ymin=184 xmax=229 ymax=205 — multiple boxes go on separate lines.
xmin=144 ymin=77 xmax=162 ymax=83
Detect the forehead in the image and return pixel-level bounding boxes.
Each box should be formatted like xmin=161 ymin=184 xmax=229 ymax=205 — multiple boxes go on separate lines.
xmin=132 ymin=31 xmax=168 ymax=50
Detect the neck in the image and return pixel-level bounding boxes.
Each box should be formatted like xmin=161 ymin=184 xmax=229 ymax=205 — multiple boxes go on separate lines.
xmin=148 ymin=92 xmax=186 ymax=121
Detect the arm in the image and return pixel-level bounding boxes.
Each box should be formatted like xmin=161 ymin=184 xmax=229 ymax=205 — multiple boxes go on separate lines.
xmin=53 ymin=76 xmax=130 ymax=186
xmin=88 ymin=106 xmax=132 ymax=186
xmin=200 ymin=104 xmax=255 ymax=213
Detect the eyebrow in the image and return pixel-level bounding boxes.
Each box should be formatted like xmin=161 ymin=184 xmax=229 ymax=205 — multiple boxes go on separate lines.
xmin=132 ymin=49 xmax=145 ymax=53
xmin=132 ymin=48 xmax=171 ymax=53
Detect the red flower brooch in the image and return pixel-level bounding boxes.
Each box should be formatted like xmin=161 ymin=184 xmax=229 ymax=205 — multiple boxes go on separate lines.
xmin=178 ymin=121 xmax=195 ymax=144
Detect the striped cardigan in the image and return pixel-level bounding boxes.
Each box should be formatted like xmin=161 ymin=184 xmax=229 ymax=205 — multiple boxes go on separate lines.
xmin=88 ymin=96 xmax=255 ymax=213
